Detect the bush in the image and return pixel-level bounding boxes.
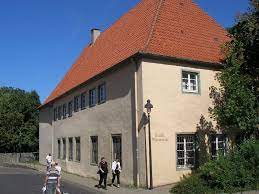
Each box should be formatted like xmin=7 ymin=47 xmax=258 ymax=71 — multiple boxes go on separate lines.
xmin=170 ymin=174 xmax=214 ymax=194
xmin=171 ymin=140 xmax=259 ymax=194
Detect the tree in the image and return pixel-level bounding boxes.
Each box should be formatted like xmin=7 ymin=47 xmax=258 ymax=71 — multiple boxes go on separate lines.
xmin=0 ymin=87 xmax=41 ymax=152
xmin=209 ymin=0 xmax=259 ymax=141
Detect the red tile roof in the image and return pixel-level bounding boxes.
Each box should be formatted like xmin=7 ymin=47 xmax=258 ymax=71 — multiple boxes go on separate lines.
xmin=43 ymin=0 xmax=229 ymax=106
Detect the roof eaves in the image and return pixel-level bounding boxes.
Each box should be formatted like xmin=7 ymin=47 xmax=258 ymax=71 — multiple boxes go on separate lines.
xmin=139 ymin=51 xmax=224 ymax=70
xmin=39 ymin=52 xmax=141 ymax=110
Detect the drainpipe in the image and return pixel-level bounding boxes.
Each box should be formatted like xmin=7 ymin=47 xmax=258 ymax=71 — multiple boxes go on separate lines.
xmin=132 ymin=57 xmax=140 ymax=187
xmin=51 ymin=106 xmax=54 ymax=157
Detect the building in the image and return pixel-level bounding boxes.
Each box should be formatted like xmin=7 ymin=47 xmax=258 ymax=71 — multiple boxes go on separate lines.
xmin=39 ymin=0 xmax=229 ymax=188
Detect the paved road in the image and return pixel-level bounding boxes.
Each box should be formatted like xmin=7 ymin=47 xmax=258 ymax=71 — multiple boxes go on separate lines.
xmin=0 ymin=166 xmax=99 ymax=194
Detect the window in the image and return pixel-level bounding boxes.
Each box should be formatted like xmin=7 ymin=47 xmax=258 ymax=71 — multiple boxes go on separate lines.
xmin=81 ymin=93 xmax=86 ymax=110
xmin=62 ymin=138 xmax=66 ymax=160
xmin=112 ymin=135 xmax=122 ymax=166
xmin=68 ymin=137 xmax=73 ymax=161
xmin=68 ymin=101 xmax=73 ymax=117
xmin=91 ymin=136 xmax=98 ymax=165
xmin=75 ymin=137 xmax=81 ymax=162
xmin=89 ymin=88 xmax=96 ymax=107
xmin=210 ymin=134 xmax=227 ymax=159
xmin=58 ymin=106 xmax=62 ymax=120
xmin=62 ymin=104 xmax=67 ymax=119
xmin=54 ymin=108 xmax=57 ymax=121
xmin=98 ymin=83 xmax=106 ymax=103
xmin=74 ymin=96 xmax=80 ymax=112
xmin=182 ymin=71 xmax=199 ymax=93
xmin=57 ymin=139 xmax=61 ymax=159
xmin=176 ymin=134 xmax=195 ymax=168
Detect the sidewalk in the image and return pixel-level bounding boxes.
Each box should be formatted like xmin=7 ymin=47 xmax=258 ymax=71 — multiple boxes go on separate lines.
xmin=11 ymin=162 xmax=172 ymax=194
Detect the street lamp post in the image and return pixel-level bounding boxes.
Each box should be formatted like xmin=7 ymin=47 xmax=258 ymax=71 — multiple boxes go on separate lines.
xmin=145 ymin=99 xmax=153 ymax=189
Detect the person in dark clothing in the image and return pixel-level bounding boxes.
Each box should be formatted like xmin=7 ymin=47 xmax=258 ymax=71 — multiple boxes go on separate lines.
xmin=98 ymin=157 xmax=108 ymax=189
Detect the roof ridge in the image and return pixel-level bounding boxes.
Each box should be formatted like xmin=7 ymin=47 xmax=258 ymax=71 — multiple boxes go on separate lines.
xmin=142 ymin=0 xmax=164 ymax=52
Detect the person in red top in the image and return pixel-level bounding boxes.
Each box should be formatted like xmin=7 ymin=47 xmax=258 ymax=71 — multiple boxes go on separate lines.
xmin=98 ymin=157 xmax=108 ymax=190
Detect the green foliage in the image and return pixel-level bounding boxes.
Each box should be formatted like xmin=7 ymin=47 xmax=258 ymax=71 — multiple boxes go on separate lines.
xmin=195 ymin=115 xmax=215 ymax=167
xmin=171 ymin=140 xmax=259 ymax=194
xmin=200 ymin=140 xmax=259 ymax=193
xmin=0 ymin=87 xmax=41 ymax=152
xmin=170 ymin=174 xmax=214 ymax=194
xmin=209 ymin=0 xmax=259 ymax=139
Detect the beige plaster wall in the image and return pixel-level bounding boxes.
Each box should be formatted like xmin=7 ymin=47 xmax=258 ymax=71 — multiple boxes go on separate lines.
xmin=141 ymin=59 xmax=219 ymax=186
xmin=39 ymin=62 xmax=136 ymax=185
xmin=39 ymin=106 xmax=53 ymax=164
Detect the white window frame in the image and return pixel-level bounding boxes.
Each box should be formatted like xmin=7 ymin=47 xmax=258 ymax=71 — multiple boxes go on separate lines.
xmin=89 ymin=88 xmax=96 ymax=107
xmin=68 ymin=101 xmax=73 ymax=117
xmin=80 ymin=93 xmax=86 ymax=110
xmin=210 ymin=134 xmax=227 ymax=159
xmin=98 ymin=83 xmax=106 ymax=103
xmin=74 ymin=96 xmax=80 ymax=112
xmin=182 ymin=71 xmax=199 ymax=93
xmin=176 ymin=134 xmax=195 ymax=169
xmin=62 ymin=104 xmax=67 ymax=119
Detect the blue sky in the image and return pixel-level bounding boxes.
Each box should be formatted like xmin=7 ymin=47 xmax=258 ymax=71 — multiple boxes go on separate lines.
xmin=0 ymin=0 xmax=249 ymax=103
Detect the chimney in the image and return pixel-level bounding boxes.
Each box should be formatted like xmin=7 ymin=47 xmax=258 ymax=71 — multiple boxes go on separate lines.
xmin=91 ymin=28 xmax=101 ymax=44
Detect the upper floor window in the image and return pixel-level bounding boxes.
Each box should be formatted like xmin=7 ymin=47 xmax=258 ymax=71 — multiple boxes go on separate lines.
xmin=81 ymin=93 xmax=86 ymax=110
xmin=182 ymin=71 xmax=199 ymax=93
xmin=176 ymin=134 xmax=195 ymax=169
xmin=58 ymin=106 xmax=62 ymax=120
xmin=210 ymin=134 xmax=227 ymax=159
xmin=89 ymin=88 xmax=96 ymax=107
xmin=62 ymin=104 xmax=67 ymax=119
xmin=98 ymin=83 xmax=106 ymax=104
xmin=54 ymin=108 xmax=57 ymax=121
xmin=68 ymin=101 xmax=73 ymax=117
xmin=74 ymin=96 xmax=80 ymax=112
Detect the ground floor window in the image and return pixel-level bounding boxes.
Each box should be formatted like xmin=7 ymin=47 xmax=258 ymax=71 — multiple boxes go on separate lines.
xmin=57 ymin=139 xmax=61 ymax=159
xmin=68 ymin=137 xmax=73 ymax=161
xmin=62 ymin=138 xmax=66 ymax=160
xmin=91 ymin=136 xmax=98 ymax=165
xmin=210 ymin=134 xmax=227 ymax=159
xmin=112 ymin=135 xmax=122 ymax=166
xmin=75 ymin=137 xmax=81 ymax=162
xmin=176 ymin=134 xmax=195 ymax=168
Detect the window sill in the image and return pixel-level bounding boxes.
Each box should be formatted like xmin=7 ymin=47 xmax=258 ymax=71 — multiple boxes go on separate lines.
xmin=98 ymin=100 xmax=106 ymax=105
xmin=182 ymin=90 xmax=200 ymax=95
xmin=176 ymin=166 xmax=194 ymax=171
xmin=90 ymin=163 xmax=98 ymax=166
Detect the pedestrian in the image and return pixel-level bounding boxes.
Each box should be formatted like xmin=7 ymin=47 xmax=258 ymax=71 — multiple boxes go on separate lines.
xmin=44 ymin=162 xmax=61 ymax=194
xmin=55 ymin=161 xmax=61 ymax=177
xmin=46 ymin=153 xmax=52 ymax=172
xmin=97 ymin=157 xmax=108 ymax=190
xmin=111 ymin=158 xmax=121 ymax=188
